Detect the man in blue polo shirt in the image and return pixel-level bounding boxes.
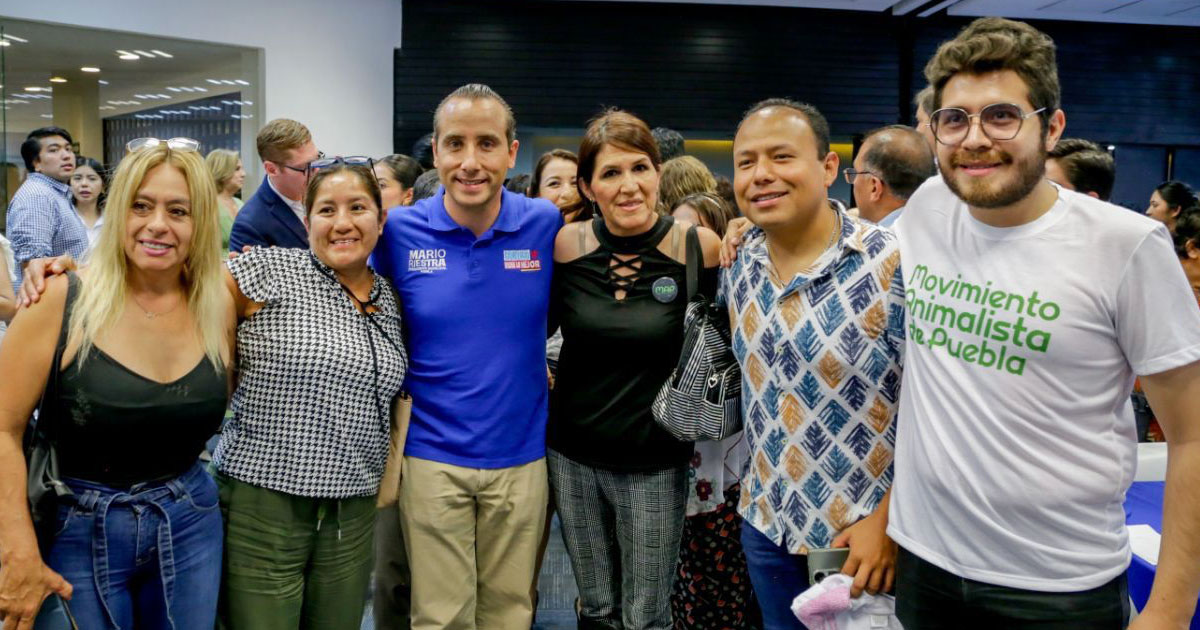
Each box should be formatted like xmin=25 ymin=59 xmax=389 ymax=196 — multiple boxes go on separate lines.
xmin=371 ymin=83 xmax=562 ymax=630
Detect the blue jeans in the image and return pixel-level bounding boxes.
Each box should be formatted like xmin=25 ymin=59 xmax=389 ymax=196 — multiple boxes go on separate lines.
xmin=42 ymin=462 xmax=223 ymax=630
xmin=740 ymin=523 xmax=809 ymax=630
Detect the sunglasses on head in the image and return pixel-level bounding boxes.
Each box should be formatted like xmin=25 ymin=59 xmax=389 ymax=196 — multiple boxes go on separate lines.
xmin=125 ymin=137 xmax=201 ymax=154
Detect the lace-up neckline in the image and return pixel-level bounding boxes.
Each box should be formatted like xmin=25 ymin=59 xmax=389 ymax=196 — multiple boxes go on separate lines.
xmin=592 ymin=215 xmax=673 ymax=301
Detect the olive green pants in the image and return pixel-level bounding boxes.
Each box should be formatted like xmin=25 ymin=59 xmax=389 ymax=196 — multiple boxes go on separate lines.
xmin=215 ymin=473 xmax=375 ymax=630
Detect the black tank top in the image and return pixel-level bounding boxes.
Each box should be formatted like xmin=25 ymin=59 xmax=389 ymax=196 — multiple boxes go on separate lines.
xmin=49 ymin=274 xmax=228 ymax=486
xmin=549 ymin=215 xmax=715 ymax=472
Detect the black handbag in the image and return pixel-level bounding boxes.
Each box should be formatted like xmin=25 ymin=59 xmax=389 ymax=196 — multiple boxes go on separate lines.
xmin=24 ymin=272 xmax=78 ymax=555
xmin=651 ymin=227 xmax=743 ymax=441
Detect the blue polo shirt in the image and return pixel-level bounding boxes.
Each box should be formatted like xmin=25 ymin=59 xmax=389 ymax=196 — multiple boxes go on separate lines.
xmin=372 ymin=188 xmax=563 ymax=469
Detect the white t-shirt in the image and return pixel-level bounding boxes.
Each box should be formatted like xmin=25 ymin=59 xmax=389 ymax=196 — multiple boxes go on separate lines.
xmin=888 ymin=177 xmax=1200 ymax=592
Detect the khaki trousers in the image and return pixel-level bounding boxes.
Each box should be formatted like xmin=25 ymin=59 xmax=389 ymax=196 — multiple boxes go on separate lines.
xmin=399 ymin=456 xmax=548 ymax=630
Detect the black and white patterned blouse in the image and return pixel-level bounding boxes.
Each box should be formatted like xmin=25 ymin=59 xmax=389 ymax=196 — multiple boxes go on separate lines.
xmin=214 ymin=247 xmax=408 ymax=498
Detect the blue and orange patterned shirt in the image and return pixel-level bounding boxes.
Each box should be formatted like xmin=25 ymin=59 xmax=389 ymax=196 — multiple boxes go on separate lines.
xmin=720 ymin=203 xmax=905 ymax=553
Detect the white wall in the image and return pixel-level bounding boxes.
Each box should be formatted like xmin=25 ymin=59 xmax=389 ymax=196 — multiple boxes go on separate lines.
xmin=4 ymin=0 xmax=402 ymax=161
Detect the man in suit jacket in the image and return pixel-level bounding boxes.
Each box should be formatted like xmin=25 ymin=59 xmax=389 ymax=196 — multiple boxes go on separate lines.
xmin=229 ymin=118 xmax=321 ymax=250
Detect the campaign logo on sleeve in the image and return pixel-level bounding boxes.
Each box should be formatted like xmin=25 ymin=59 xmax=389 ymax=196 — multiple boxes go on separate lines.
xmin=503 ymin=249 xmax=542 ymax=272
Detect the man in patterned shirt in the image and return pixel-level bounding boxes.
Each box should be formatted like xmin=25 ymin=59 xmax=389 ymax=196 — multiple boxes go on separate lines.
xmin=723 ymin=99 xmax=905 ymax=629
xmin=6 ymin=127 xmax=88 ymax=292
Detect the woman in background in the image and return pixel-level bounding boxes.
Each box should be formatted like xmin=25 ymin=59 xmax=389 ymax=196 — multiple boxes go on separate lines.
xmin=532 ymin=149 xmax=581 ymax=219
xmin=375 ymin=153 xmax=424 ymax=209
xmin=70 ymin=156 xmax=107 ymax=248
xmin=670 ymin=191 xmax=737 ymax=239
xmin=1147 ymin=180 xmax=1197 ymax=234
xmin=205 ymin=149 xmax=246 ymax=250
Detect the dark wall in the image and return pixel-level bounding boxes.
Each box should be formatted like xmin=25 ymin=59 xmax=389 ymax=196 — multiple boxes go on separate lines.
xmin=394 ymin=0 xmax=1200 ymax=204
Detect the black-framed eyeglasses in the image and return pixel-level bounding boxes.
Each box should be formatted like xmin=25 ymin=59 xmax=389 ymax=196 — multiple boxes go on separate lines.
xmin=125 ymin=136 xmax=200 ymax=154
xmin=274 ymin=151 xmax=326 ymax=175
xmin=843 ymin=168 xmax=877 ymax=185
xmin=930 ymin=103 xmax=1046 ymax=146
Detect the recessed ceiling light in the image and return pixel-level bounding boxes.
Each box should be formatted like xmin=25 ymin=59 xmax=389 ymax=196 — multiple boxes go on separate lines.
xmin=24 ymin=86 xmax=48 ymax=92
xmin=157 ymin=94 xmax=170 ymax=98
xmin=133 ymin=50 xmax=156 ymax=58
xmin=98 ymin=80 xmax=109 ymax=85
xmin=167 ymin=87 xmax=181 ymax=92
xmin=2 ymin=34 xmax=28 ymax=43
xmin=41 ymin=114 xmax=53 ymax=119
xmin=150 ymin=49 xmax=173 ymax=58
xmin=221 ymin=79 xmax=236 ymax=85
xmin=0 ymin=42 xmax=10 ymax=47
xmin=234 ymin=79 xmax=250 ymax=86
xmin=242 ymin=100 xmax=253 ymax=106
xmin=49 ymin=77 xmax=68 ymax=83
xmin=194 ymin=87 xmax=207 ymax=92
xmin=119 ymin=54 xmax=139 ymax=61
xmin=80 ymin=67 xmax=101 ymax=73
xmin=206 ymin=79 xmax=221 ymax=84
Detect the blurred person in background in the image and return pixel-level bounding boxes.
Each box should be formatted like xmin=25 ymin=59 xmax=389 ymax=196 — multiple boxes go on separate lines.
xmin=531 ymin=149 xmax=580 ymax=219
xmin=7 ymin=127 xmax=86 ymax=292
xmin=410 ymin=169 xmax=441 ymax=203
xmin=70 ymin=157 xmax=107 ymax=248
xmin=658 ymin=156 xmax=717 ymax=214
xmin=1147 ymin=180 xmax=1197 ymax=234
xmin=1044 ymin=138 xmax=1114 ymax=201
xmin=205 ymin=149 xmax=246 ymax=251
xmin=670 ymin=191 xmax=736 ymax=237
xmin=506 ymin=173 xmax=532 ymax=195
xmin=375 ymin=154 xmax=424 ymax=209
xmin=652 ymin=127 xmax=685 ymax=162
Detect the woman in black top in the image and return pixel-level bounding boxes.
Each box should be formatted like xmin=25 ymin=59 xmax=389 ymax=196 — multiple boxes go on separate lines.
xmin=0 ymin=139 xmax=232 ymax=629
xmin=550 ymin=110 xmax=720 ymax=630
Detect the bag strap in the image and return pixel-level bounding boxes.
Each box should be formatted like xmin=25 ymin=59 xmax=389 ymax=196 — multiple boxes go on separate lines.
xmin=33 ymin=272 xmax=80 ymax=442
xmin=685 ymin=225 xmax=701 ymax=301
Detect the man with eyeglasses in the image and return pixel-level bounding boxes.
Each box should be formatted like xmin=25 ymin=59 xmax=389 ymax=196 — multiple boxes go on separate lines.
xmin=846 ymin=125 xmax=935 ymax=227
xmin=228 ymin=118 xmax=322 ymax=251
xmin=888 ymin=17 xmax=1200 ymax=629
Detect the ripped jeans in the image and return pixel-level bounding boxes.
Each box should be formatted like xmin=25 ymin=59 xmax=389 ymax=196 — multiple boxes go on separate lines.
xmin=44 ymin=462 xmax=223 ymax=630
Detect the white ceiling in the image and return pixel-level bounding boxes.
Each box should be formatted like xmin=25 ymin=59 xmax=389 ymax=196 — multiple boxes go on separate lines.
xmin=0 ymin=18 xmax=253 ymax=136
xmin=570 ymin=0 xmax=1200 ymax=25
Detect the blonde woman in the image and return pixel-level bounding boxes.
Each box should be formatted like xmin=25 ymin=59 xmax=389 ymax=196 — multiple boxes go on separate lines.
xmin=0 ymin=138 xmax=233 ymax=630
xmin=205 ymin=148 xmax=246 ymax=250
xmin=657 ymin=155 xmax=717 ymax=214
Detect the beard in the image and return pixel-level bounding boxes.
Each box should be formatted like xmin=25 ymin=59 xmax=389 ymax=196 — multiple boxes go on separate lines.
xmin=942 ymin=147 xmax=1046 ymax=209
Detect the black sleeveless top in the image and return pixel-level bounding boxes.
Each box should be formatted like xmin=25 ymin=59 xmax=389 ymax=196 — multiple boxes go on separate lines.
xmin=48 ymin=274 xmax=228 ymax=486
xmin=549 ymin=215 xmax=716 ymax=472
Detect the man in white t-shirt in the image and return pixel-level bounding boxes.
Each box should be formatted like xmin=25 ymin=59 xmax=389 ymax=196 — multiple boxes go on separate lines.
xmin=888 ymin=17 xmax=1200 ymax=629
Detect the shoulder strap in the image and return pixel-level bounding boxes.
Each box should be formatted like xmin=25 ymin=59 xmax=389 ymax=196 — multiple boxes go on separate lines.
xmin=685 ymin=225 xmax=701 ymax=301
xmin=33 ymin=272 xmax=80 ymax=440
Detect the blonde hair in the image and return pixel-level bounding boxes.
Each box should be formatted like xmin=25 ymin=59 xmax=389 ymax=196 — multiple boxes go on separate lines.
xmin=205 ymin=148 xmax=240 ymax=191
xmin=68 ymin=144 xmax=227 ymax=370
xmin=256 ymin=118 xmax=312 ymax=164
xmin=658 ymin=156 xmax=716 ymax=214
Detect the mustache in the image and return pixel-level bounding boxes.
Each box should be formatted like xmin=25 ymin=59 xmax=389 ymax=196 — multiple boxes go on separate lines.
xmin=949 ymin=150 xmax=1013 ymax=168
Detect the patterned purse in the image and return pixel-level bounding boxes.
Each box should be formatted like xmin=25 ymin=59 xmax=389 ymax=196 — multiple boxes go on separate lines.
xmin=652 ymin=227 xmax=743 ymax=441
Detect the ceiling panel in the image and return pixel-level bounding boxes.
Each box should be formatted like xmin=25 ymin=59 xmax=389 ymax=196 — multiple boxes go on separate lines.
xmin=950 ymin=0 xmax=1200 ymax=27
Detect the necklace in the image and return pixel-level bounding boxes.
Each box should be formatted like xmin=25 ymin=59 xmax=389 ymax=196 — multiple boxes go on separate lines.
xmin=130 ymin=292 xmax=181 ymax=320
xmin=824 ymin=203 xmax=842 ymax=253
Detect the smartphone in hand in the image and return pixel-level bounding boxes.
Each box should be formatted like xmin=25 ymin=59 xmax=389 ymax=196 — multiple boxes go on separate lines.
xmin=807 ymin=547 xmax=851 ymax=586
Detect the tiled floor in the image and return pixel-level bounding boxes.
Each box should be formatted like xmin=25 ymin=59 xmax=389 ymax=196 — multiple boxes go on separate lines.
xmin=362 ymin=516 xmax=579 ymax=630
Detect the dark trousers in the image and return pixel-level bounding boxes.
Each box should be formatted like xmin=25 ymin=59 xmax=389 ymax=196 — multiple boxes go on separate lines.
xmin=373 ymin=505 xmax=412 ymax=630
xmin=739 ymin=522 xmax=809 ymax=630
xmin=895 ymin=547 xmax=1129 ymax=630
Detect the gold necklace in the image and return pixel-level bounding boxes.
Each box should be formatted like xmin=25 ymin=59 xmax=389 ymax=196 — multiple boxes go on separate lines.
xmin=130 ymin=292 xmax=181 ymax=320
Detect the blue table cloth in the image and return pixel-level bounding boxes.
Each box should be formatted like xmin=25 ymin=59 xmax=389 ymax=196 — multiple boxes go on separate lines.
xmin=1124 ymin=481 xmax=1200 ymax=627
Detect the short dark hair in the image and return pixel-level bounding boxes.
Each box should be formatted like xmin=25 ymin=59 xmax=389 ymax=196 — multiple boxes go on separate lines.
xmin=1047 ymin=138 xmax=1115 ymax=201
xmin=1156 ymin=180 xmax=1198 ymax=212
xmin=1174 ymin=205 xmax=1200 ymax=257
xmin=411 ymin=133 xmax=434 ymax=170
xmin=411 ymin=169 xmax=441 ymax=202
xmin=21 ymin=127 xmax=74 ymax=171
xmin=738 ymin=99 xmax=831 ymax=159
xmin=651 ymin=127 xmax=685 ymax=162
xmin=304 ymin=163 xmax=382 ymax=218
xmin=377 ymin=154 xmax=424 ymax=189
xmin=860 ymin=125 xmax=937 ymax=201
xmin=434 ymin=84 xmax=516 ymax=144
xmin=505 ymin=173 xmax=531 ymax=195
